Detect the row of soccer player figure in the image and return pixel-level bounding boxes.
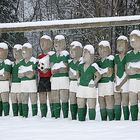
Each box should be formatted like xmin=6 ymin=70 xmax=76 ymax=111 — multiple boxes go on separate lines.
xmin=0 ymin=29 xmax=140 ymax=121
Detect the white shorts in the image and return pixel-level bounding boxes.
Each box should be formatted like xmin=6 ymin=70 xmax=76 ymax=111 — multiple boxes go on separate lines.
xmin=21 ymin=80 xmax=37 ymax=93
xmin=11 ymin=83 xmax=21 ymax=93
xmin=0 ymin=81 xmax=9 ymax=93
xmin=114 ymin=76 xmax=129 ymax=93
xmin=77 ymin=85 xmax=97 ymax=98
xmin=129 ymin=79 xmax=140 ymax=93
xmin=69 ymin=81 xmax=78 ymax=93
xmin=51 ymin=77 xmax=69 ymax=90
xmin=98 ymin=82 xmax=114 ymax=97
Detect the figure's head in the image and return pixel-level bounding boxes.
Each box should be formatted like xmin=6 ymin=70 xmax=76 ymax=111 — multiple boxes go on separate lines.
xmin=0 ymin=42 xmax=8 ymax=60
xmin=98 ymin=41 xmax=111 ymax=58
xmin=70 ymin=41 xmax=83 ymax=59
xmin=54 ymin=35 xmax=66 ymax=53
xmin=117 ymin=36 xmax=128 ymax=54
xmin=13 ymin=44 xmax=23 ymax=60
xmin=40 ymin=35 xmax=52 ymax=53
xmin=130 ymin=30 xmax=140 ymax=51
xmin=22 ymin=43 xmax=32 ymax=59
xmin=83 ymin=45 xmax=95 ymax=63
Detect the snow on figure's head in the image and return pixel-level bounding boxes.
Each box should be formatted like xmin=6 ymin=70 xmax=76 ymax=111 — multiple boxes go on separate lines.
xmin=130 ymin=30 xmax=140 ymax=51
xmin=117 ymin=36 xmax=128 ymax=54
xmin=98 ymin=41 xmax=111 ymax=58
xmin=54 ymin=35 xmax=66 ymax=53
xmin=40 ymin=35 xmax=52 ymax=53
xmin=0 ymin=42 xmax=8 ymax=60
xmin=70 ymin=41 xmax=83 ymax=59
xmin=13 ymin=44 xmax=23 ymax=60
xmin=83 ymin=45 xmax=95 ymax=63
xmin=22 ymin=43 xmax=32 ymax=59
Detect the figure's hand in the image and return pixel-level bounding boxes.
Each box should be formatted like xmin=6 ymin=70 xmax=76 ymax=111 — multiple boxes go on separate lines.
xmin=126 ymin=67 xmax=137 ymax=75
xmin=51 ymin=69 xmax=59 ymax=75
xmin=25 ymin=71 xmax=34 ymax=78
xmin=88 ymin=84 xmax=96 ymax=88
xmin=18 ymin=73 xmax=25 ymax=78
xmin=116 ymin=85 xmax=121 ymax=91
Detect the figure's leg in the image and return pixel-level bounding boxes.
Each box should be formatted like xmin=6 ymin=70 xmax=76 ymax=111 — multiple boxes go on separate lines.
xmin=87 ymin=98 xmax=96 ymax=120
xmin=77 ymin=98 xmax=86 ymax=121
xmin=1 ymin=92 xmax=9 ymax=116
xmin=30 ymin=93 xmax=38 ymax=116
xmin=60 ymin=89 xmax=69 ymax=118
xmin=17 ymin=93 xmax=23 ymax=116
xmin=105 ymin=95 xmax=115 ymax=121
xmin=70 ymin=92 xmax=77 ymax=120
xmin=122 ymin=93 xmax=129 ymax=120
xmin=11 ymin=93 xmax=18 ymax=116
xmin=114 ymin=92 xmax=122 ymax=120
xmin=0 ymin=94 xmax=2 ymax=116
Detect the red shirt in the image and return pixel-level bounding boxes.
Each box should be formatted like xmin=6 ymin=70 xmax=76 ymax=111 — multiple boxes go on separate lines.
xmin=38 ymin=53 xmax=52 ymax=78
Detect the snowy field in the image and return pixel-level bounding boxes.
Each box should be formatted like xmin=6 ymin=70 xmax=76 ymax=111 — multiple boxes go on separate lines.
xmin=1 ymin=102 xmax=140 ymax=140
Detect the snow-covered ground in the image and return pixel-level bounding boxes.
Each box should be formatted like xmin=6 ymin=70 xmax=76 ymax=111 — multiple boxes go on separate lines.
xmin=1 ymin=102 xmax=140 ymax=140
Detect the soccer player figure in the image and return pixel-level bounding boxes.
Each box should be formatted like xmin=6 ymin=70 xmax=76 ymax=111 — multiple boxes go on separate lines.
xmin=18 ymin=43 xmax=38 ymax=117
xmin=114 ymin=36 xmax=129 ymax=120
xmin=97 ymin=41 xmax=115 ymax=121
xmin=38 ymin=35 xmax=53 ymax=117
xmin=125 ymin=30 xmax=140 ymax=121
xmin=0 ymin=42 xmax=12 ymax=116
xmin=50 ymin=35 xmax=69 ymax=119
xmin=69 ymin=41 xmax=83 ymax=120
xmin=11 ymin=44 xmax=23 ymax=116
xmin=77 ymin=45 xmax=101 ymax=121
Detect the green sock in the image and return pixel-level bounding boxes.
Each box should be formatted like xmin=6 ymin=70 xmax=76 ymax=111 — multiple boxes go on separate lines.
xmin=130 ymin=105 xmax=138 ymax=121
xmin=89 ymin=108 xmax=96 ymax=120
xmin=53 ymin=103 xmax=61 ymax=119
xmin=100 ymin=108 xmax=107 ymax=121
xmin=50 ymin=103 xmax=55 ymax=117
xmin=3 ymin=102 xmax=9 ymax=116
xmin=22 ymin=104 xmax=28 ymax=118
xmin=78 ymin=108 xmax=86 ymax=121
xmin=70 ymin=104 xmax=77 ymax=120
xmin=0 ymin=101 xmax=3 ymax=116
xmin=12 ymin=103 xmax=18 ymax=116
xmin=32 ymin=104 xmax=38 ymax=116
xmin=107 ymin=109 xmax=114 ymax=121
xmin=114 ymin=105 xmax=121 ymax=120
xmin=18 ymin=103 xmax=23 ymax=116
xmin=62 ymin=102 xmax=69 ymax=118
xmin=123 ymin=106 xmax=129 ymax=120
xmin=40 ymin=104 xmax=47 ymax=117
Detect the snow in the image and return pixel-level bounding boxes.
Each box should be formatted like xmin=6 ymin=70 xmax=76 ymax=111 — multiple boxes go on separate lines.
xmin=0 ymin=42 xmax=8 ymax=49
xmin=130 ymin=30 xmax=140 ymax=37
xmin=52 ymin=61 xmax=66 ymax=70
xmin=0 ymin=68 xmax=4 ymax=76
xmin=18 ymin=65 xmax=33 ymax=73
xmin=4 ymin=59 xmax=12 ymax=65
xmin=117 ymin=35 xmax=128 ymax=42
xmin=60 ymin=50 xmax=69 ymax=57
xmin=128 ymin=61 xmax=140 ymax=69
xmin=70 ymin=41 xmax=83 ymax=48
xmin=38 ymin=55 xmax=50 ymax=70
xmin=1 ymin=103 xmax=140 ymax=140
xmin=41 ymin=35 xmax=52 ymax=41
xmin=1 ymin=15 xmax=140 ymax=32
xmin=13 ymin=44 xmax=22 ymax=50
xmin=54 ymin=35 xmax=65 ymax=40
xmin=23 ymin=43 xmax=32 ymax=49
xmin=84 ymin=45 xmax=95 ymax=54
xmin=98 ymin=41 xmax=110 ymax=48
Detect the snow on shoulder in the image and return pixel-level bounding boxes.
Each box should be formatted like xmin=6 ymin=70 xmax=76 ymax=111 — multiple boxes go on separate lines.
xmin=130 ymin=30 xmax=140 ymax=37
xmin=84 ymin=45 xmax=95 ymax=54
xmin=117 ymin=35 xmax=128 ymax=42
xmin=60 ymin=50 xmax=69 ymax=57
xmin=98 ymin=41 xmax=110 ymax=48
xmin=41 ymin=35 xmax=52 ymax=40
xmin=70 ymin=41 xmax=82 ymax=48
xmin=23 ymin=43 xmax=32 ymax=49
xmin=14 ymin=44 xmax=22 ymax=50
xmin=0 ymin=42 xmax=8 ymax=49
xmin=55 ymin=35 xmax=65 ymax=40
